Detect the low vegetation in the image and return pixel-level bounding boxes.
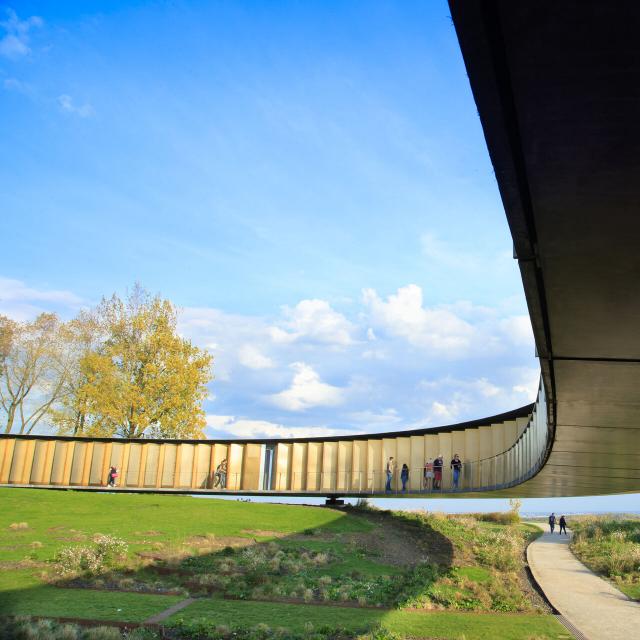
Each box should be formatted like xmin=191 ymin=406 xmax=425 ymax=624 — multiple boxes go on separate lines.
xmin=570 ymin=515 xmax=640 ymax=600
xmin=0 ymin=488 xmax=566 ymax=639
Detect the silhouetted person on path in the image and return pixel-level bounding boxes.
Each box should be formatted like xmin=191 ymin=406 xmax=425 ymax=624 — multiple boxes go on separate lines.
xmin=559 ymin=515 xmax=567 ymax=535
xmin=548 ymin=512 xmax=556 ymax=533
xmin=401 ymin=463 xmax=409 ymax=492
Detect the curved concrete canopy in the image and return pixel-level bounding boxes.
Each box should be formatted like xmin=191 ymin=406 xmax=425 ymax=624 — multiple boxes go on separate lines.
xmin=449 ymin=0 xmax=640 ymax=495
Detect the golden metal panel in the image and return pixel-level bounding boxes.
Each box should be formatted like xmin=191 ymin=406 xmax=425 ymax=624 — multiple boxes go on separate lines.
xmin=144 ymin=444 xmax=160 ymax=486
xmin=228 ymin=443 xmax=244 ymax=490
xmin=367 ymin=440 xmax=382 ymax=491
xmin=352 ymin=440 xmax=367 ymax=491
xmin=162 ymin=444 xmax=177 ymax=487
xmin=291 ymin=442 xmax=308 ymax=491
xmin=178 ymin=445 xmax=194 ymax=487
xmin=195 ymin=444 xmax=211 ymax=489
xmin=89 ymin=443 xmax=106 ymax=485
xmin=306 ymin=442 xmax=322 ymax=491
xmin=438 ymin=432 xmax=452 ymax=489
xmin=321 ymin=441 xmax=337 ymax=491
xmin=50 ymin=441 xmax=67 ymax=485
xmin=8 ymin=439 xmax=27 ymax=483
xmin=0 ymin=439 xmax=15 ymax=483
xmin=337 ymin=441 xmax=352 ymax=491
xmin=126 ymin=444 xmax=141 ymax=486
xmin=30 ymin=440 xmax=48 ymax=484
xmin=242 ymin=443 xmax=262 ymax=491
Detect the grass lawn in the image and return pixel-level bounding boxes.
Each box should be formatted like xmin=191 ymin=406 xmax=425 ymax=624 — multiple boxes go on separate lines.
xmin=169 ymin=599 xmax=569 ymax=640
xmin=569 ymin=515 xmax=640 ymax=601
xmin=1 ymin=488 xmax=562 ymax=638
xmin=0 ymin=584 xmax=182 ymax=622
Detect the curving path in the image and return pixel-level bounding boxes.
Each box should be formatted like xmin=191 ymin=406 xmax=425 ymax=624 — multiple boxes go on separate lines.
xmin=527 ymin=524 xmax=640 ymax=640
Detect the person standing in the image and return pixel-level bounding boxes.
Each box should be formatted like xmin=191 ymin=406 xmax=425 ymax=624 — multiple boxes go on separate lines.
xmin=559 ymin=515 xmax=567 ymax=535
xmin=548 ymin=512 xmax=556 ymax=533
xmin=423 ymin=458 xmax=434 ymax=491
xmin=400 ymin=464 xmax=409 ymax=493
xmin=385 ymin=456 xmax=395 ymax=493
xmin=450 ymin=454 xmax=462 ymax=490
xmin=433 ymin=455 xmax=443 ymax=490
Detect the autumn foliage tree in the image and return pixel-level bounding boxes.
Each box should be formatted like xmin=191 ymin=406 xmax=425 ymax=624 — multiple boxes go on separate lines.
xmin=72 ymin=287 xmax=213 ymax=439
xmin=1 ymin=286 xmax=213 ymax=439
xmin=1 ymin=313 xmax=73 ymax=434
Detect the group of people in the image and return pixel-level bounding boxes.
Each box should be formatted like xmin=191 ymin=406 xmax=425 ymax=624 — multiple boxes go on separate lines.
xmin=548 ymin=512 xmax=568 ymax=535
xmin=385 ymin=453 xmax=464 ymax=493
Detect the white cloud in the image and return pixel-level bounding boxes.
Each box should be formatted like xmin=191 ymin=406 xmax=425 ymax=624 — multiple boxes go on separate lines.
xmin=58 ymin=94 xmax=95 ymax=118
xmin=238 ymin=344 xmax=274 ymax=370
xmin=500 ymin=315 xmax=534 ymax=347
xmin=269 ymin=362 xmax=344 ymax=411
xmin=0 ymin=9 xmax=42 ymax=59
xmin=0 ymin=277 xmax=84 ymax=320
xmin=346 ymin=408 xmax=401 ymax=429
xmin=206 ymin=414 xmax=346 ymax=439
xmin=363 ymin=284 xmax=475 ymax=354
xmin=511 ymin=367 xmax=540 ymax=398
xmin=269 ymin=299 xmax=354 ymax=346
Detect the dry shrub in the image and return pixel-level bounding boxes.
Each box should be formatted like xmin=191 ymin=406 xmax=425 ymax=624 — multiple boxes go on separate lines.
xmin=8 ymin=522 xmax=29 ymax=530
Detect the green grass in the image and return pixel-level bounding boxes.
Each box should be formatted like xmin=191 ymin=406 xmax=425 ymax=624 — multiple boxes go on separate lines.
xmin=1 ymin=488 xmax=558 ymax=638
xmin=0 ymin=584 xmax=181 ymax=622
xmin=569 ymin=515 xmax=640 ymax=601
xmin=169 ymin=599 xmax=568 ymax=640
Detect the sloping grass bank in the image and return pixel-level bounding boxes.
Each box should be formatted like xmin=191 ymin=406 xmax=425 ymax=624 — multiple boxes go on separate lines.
xmin=570 ymin=515 xmax=640 ymax=600
xmin=0 ymin=488 xmax=567 ymax=639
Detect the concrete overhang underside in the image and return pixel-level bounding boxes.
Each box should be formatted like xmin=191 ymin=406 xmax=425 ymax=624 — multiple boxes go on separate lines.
xmin=450 ymin=1 xmax=640 ymax=496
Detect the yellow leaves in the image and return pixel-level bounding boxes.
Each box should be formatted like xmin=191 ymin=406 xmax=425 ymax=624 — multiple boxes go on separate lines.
xmin=75 ymin=287 xmax=213 ymax=439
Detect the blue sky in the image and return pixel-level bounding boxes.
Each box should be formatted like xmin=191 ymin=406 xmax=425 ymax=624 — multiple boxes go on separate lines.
xmin=0 ymin=1 xmax=543 ymax=440
xmin=0 ymin=4 xmax=546 ymax=438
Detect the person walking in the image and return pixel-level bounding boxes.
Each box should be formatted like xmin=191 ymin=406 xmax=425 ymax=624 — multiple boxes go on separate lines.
xmin=433 ymin=455 xmax=443 ymax=490
xmin=214 ymin=458 xmax=228 ymax=489
xmin=548 ymin=512 xmax=556 ymax=533
xmin=400 ymin=464 xmax=409 ymax=492
xmin=559 ymin=515 xmax=567 ymax=535
xmin=450 ymin=454 xmax=462 ymax=490
xmin=423 ymin=458 xmax=434 ymax=491
xmin=106 ymin=466 xmax=116 ymax=487
xmin=385 ymin=456 xmax=395 ymax=493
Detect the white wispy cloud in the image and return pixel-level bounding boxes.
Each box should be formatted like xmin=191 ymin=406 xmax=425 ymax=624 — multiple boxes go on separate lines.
xmin=0 ymin=277 xmax=84 ymax=321
xmin=206 ymin=414 xmax=346 ymax=439
xmin=268 ymin=362 xmax=345 ymax=411
xmin=58 ymin=94 xmax=95 ymax=118
xmin=238 ymin=344 xmax=274 ymax=370
xmin=269 ymin=299 xmax=355 ymax=346
xmin=0 ymin=8 xmax=42 ymax=59
xmin=363 ymin=284 xmax=475 ymax=355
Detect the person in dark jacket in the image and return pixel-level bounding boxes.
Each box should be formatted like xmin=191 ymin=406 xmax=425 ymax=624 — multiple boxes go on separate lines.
xmin=400 ymin=464 xmax=409 ymax=492
xmin=548 ymin=512 xmax=556 ymax=533
xmin=450 ymin=454 xmax=462 ymax=490
xmin=107 ymin=466 xmax=116 ymax=487
xmin=433 ymin=455 xmax=443 ymax=490
xmin=559 ymin=515 xmax=567 ymax=535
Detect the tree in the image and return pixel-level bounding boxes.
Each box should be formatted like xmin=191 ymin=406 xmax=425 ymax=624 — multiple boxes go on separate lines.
xmin=1 ymin=313 xmax=72 ymax=434
xmin=48 ymin=310 xmax=102 ymax=436
xmin=75 ymin=286 xmax=213 ymax=439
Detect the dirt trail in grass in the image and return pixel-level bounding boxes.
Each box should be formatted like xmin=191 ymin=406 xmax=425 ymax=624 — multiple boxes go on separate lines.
xmin=351 ymin=510 xmax=453 ymax=567
xmin=144 ymin=597 xmax=197 ymax=624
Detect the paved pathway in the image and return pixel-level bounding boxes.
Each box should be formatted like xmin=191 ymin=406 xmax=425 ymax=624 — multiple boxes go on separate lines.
xmin=527 ymin=524 xmax=640 ymax=640
xmin=144 ymin=597 xmax=196 ymax=624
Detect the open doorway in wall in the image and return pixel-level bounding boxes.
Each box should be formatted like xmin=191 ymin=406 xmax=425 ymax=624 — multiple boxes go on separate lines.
xmin=261 ymin=444 xmax=276 ymax=490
